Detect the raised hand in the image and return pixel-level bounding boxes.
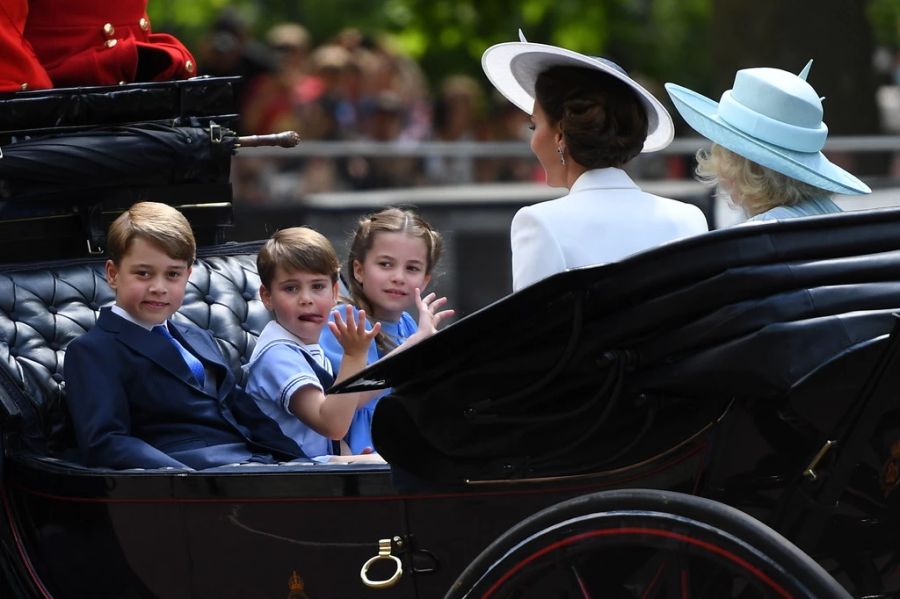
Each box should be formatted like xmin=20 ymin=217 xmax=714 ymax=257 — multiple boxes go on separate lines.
xmin=328 ymin=305 xmax=380 ymax=358
xmin=413 ymin=288 xmax=455 ymax=337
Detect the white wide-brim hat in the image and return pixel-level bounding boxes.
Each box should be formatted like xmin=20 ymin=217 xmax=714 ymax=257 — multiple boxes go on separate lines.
xmin=481 ymin=33 xmax=675 ymax=153
xmin=665 ymin=63 xmax=870 ymax=195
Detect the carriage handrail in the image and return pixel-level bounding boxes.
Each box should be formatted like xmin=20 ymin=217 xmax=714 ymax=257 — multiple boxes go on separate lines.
xmin=235 ymin=136 xmax=900 ymax=158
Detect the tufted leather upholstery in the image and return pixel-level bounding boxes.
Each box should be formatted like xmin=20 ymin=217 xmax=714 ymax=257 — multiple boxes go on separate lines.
xmin=0 ymin=241 xmax=270 ymax=454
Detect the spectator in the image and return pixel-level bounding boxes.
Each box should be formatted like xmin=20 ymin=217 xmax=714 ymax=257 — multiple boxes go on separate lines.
xmin=196 ymin=7 xmax=276 ymax=133
xmin=241 ymin=22 xmax=312 ymax=135
xmin=426 ymin=75 xmax=487 ymax=184
xmin=343 ymin=92 xmax=425 ymax=189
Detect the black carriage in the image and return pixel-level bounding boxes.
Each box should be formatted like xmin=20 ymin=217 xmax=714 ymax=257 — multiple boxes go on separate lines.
xmin=0 ymin=79 xmax=897 ymax=598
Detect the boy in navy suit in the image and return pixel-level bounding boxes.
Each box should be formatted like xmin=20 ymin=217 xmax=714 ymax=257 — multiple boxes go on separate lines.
xmin=64 ymin=202 xmax=303 ymax=470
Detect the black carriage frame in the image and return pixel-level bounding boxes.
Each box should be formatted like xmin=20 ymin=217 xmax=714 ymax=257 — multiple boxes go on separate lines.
xmin=0 ymin=77 xmax=898 ymax=598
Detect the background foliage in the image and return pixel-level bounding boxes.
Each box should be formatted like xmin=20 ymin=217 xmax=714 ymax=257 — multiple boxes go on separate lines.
xmin=149 ymin=0 xmax=713 ymax=91
xmin=149 ymin=0 xmax=898 ymax=136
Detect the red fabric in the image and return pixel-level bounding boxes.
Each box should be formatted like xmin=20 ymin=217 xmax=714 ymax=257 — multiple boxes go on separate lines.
xmin=24 ymin=0 xmax=197 ymax=87
xmin=0 ymin=0 xmax=52 ymax=92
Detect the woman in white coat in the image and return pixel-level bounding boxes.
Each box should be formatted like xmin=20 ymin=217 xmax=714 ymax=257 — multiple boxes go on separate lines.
xmin=482 ymin=34 xmax=709 ymax=291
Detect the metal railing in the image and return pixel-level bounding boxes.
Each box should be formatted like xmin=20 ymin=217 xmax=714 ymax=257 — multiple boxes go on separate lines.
xmin=235 ymin=136 xmax=900 ymax=159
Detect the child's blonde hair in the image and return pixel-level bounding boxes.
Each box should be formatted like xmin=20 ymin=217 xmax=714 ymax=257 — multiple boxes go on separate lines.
xmin=346 ymin=207 xmax=443 ymax=352
xmin=695 ymin=144 xmax=827 ymax=217
xmin=106 ymin=202 xmax=196 ymax=264
xmin=257 ymin=227 xmax=340 ymax=289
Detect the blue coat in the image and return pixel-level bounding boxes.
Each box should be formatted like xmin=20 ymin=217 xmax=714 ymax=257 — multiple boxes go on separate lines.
xmin=63 ymin=308 xmax=303 ymax=469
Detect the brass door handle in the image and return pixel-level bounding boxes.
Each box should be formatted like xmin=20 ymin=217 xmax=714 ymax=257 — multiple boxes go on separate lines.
xmin=803 ymin=439 xmax=836 ymax=481
xmin=360 ymin=538 xmax=403 ymax=589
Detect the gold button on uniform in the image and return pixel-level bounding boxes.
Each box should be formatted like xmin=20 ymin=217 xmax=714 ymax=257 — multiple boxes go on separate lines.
xmin=20 ymin=83 xmax=28 ymax=90
xmin=185 ymin=60 xmax=194 ymax=73
xmin=105 ymin=38 xmax=118 ymax=48
xmin=139 ymin=17 xmax=150 ymax=31
xmin=103 ymin=23 xmax=115 ymax=37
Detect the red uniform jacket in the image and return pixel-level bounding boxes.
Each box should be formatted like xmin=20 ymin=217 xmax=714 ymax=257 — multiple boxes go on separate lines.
xmin=24 ymin=0 xmax=197 ymax=87
xmin=0 ymin=0 xmax=52 ymax=92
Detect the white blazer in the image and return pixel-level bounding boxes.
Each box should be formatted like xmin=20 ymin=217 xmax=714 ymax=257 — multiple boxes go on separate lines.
xmin=511 ymin=168 xmax=709 ymax=291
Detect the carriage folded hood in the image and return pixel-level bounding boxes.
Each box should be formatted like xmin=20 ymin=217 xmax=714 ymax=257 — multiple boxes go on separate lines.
xmin=331 ymin=208 xmax=900 ymax=483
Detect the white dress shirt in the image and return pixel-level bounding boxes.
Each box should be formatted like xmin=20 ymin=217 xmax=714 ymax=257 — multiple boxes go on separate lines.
xmin=510 ymin=168 xmax=709 ymax=290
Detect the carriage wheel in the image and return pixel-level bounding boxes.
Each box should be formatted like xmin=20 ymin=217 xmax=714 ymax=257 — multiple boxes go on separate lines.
xmin=446 ymin=490 xmax=850 ymax=599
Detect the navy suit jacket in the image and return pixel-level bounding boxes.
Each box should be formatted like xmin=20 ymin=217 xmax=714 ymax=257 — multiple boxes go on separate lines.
xmin=64 ymin=308 xmax=304 ymax=469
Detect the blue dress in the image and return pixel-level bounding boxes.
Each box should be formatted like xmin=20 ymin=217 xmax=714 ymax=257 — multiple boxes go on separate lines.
xmin=320 ymin=306 xmax=417 ymax=454
xmin=746 ymin=196 xmax=842 ymax=222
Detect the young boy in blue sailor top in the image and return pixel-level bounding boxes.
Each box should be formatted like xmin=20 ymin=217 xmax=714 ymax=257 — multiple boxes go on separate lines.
xmin=245 ymin=226 xmax=450 ymax=460
xmin=64 ymin=202 xmax=304 ymax=470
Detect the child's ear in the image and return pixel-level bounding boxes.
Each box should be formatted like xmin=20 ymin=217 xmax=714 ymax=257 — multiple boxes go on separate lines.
xmin=259 ymin=284 xmax=273 ymax=310
xmin=331 ymin=280 xmax=339 ymax=303
xmin=352 ymin=260 xmax=364 ymax=285
xmin=422 ymin=272 xmax=432 ymax=290
xmin=353 ymin=260 xmax=366 ymax=286
xmin=105 ymin=259 xmax=119 ymax=290
xmin=181 ymin=265 xmax=192 ymax=289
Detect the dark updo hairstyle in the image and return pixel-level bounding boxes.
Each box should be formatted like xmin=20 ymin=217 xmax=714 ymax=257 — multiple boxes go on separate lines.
xmin=534 ymin=65 xmax=648 ymax=169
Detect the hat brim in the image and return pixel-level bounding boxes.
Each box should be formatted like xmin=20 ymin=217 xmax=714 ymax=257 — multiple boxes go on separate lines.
xmin=665 ymin=83 xmax=870 ymax=195
xmin=482 ymin=42 xmax=674 ymax=153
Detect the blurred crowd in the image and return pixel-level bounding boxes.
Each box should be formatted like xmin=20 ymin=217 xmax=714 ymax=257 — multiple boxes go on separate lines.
xmin=194 ymin=11 xmax=542 ymax=201
xmin=194 ymin=10 xmax=900 ymax=203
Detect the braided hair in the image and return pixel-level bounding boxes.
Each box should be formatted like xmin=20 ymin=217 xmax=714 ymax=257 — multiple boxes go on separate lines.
xmin=344 ymin=207 xmax=443 ymax=353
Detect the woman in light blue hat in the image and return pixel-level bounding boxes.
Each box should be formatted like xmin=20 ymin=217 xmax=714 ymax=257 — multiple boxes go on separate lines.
xmin=482 ymin=33 xmax=709 ymax=291
xmin=665 ymin=62 xmax=871 ymax=223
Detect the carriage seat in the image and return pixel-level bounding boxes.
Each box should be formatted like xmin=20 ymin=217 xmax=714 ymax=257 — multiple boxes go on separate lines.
xmin=0 ymin=241 xmax=270 ymax=458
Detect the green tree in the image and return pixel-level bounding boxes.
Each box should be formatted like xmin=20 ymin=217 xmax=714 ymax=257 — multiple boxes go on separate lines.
xmin=148 ymin=0 xmax=891 ymax=144
xmin=867 ymin=0 xmax=900 ymax=50
xmin=148 ymin=0 xmax=713 ymax=93
xmin=712 ymin=0 xmax=886 ymax=176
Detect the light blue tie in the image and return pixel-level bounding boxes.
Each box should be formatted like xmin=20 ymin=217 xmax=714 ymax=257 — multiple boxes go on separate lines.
xmin=154 ymin=324 xmax=206 ymax=387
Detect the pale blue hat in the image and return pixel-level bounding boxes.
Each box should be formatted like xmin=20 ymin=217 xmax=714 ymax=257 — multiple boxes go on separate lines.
xmin=665 ymin=62 xmax=870 ymax=195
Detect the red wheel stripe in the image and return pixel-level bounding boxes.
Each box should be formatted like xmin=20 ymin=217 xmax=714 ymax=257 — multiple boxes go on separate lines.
xmin=481 ymin=526 xmax=794 ymax=599
xmin=639 ymin=560 xmax=666 ymax=599
xmin=1 ymin=487 xmax=54 ymax=599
